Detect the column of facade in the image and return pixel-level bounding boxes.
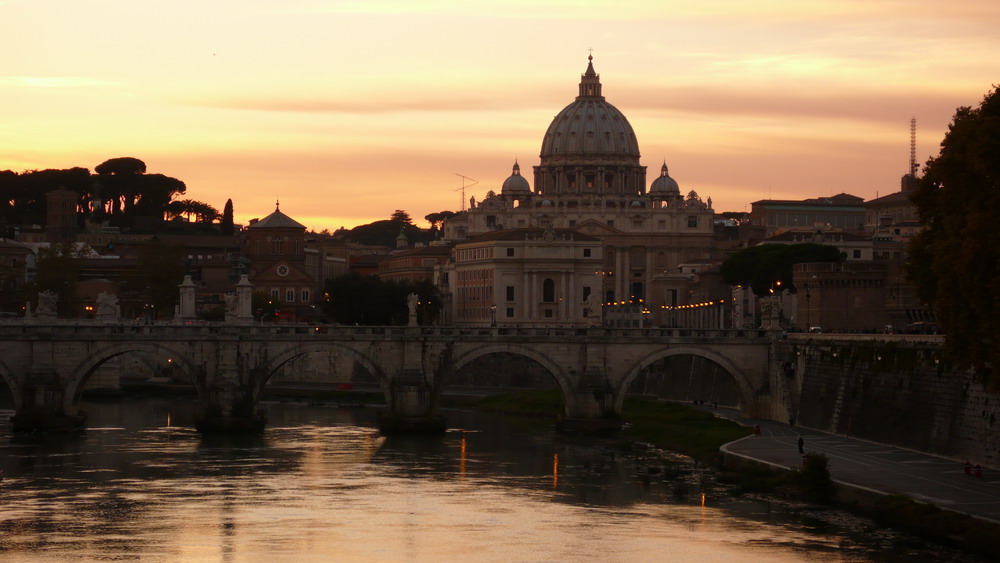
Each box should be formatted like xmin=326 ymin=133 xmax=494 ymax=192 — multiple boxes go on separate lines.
xmin=528 ymin=272 xmax=537 ymax=321
xmin=615 ymin=245 xmax=626 ymax=303
xmin=561 ymin=274 xmax=570 ymax=321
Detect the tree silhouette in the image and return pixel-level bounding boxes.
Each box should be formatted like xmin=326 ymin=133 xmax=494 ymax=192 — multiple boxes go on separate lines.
xmin=721 ymin=243 xmax=844 ymax=296
xmin=424 ymin=210 xmax=456 ymax=230
xmin=166 ymin=199 xmax=219 ymax=223
xmin=93 ymin=157 xmax=185 ymax=224
xmin=909 ymin=85 xmax=1000 ymax=383
xmin=221 ymin=199 xmax=234 ymax=235
xmin=390 ymin=209 xmax=412 ymax=224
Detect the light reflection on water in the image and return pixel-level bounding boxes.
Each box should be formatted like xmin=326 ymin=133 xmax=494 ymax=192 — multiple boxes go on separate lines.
xmin=0 ymin=398 xmax=976 ymax=562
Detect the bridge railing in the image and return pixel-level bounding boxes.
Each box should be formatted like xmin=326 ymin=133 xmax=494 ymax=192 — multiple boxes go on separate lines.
xmin=786 ymin=332 xmax=945 ymax=345
xmin=0 ymin=321 xmax=775 ymax=341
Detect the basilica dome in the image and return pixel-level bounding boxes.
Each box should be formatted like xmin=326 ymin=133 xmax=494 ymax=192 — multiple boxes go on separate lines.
xmin=649 ymin=161 xmax=680 ymax=197
xmin=501 ymin=161 xmax=530 ymax=193
xmin=539 ymin=56 xmax=640 ymax=161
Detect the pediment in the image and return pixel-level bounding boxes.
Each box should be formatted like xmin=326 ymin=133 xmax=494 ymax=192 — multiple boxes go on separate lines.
xmin=250 ymin=261 xmax=314 ymax=283
xmin=573 ymin=218 xmax=621 ymax=234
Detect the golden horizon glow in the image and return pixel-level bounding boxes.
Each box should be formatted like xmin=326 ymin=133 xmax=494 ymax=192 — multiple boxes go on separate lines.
xmin=2 ymin=0 xmax=998 ymax=230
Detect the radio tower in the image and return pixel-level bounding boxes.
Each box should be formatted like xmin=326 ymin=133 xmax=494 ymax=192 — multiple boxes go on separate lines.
xmin=454 ymin=174 xmax=478 ymax=211
xmin=901 ymin=118 xmax=919 ymax=193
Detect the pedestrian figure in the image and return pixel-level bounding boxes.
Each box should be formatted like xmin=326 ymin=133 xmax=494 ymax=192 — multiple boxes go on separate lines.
xmin=797 ymin=437 xmax=804 ymax=454
xmin=789 ymin=416 xmax=795 ymax=427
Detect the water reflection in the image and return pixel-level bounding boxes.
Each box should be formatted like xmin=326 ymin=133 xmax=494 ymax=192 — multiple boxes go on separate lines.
xmin=0 ymin=398 xmax=983 ymax=562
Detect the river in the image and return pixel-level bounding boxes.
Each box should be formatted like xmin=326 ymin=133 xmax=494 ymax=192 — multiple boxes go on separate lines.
xmin=0 ymin=397 xmax=977 ymax=562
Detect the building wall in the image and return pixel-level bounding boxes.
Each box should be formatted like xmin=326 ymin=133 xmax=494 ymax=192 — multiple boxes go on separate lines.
xmin=793 ymin=340 xmax=999 ymax=469
xmin=447 ymin=232 xmax=602 ymax=326
xmin=792 ymin=262 xmax=889 ymax=332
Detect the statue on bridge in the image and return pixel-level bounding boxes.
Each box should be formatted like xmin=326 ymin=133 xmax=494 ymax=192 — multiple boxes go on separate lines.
xmin=35 ymin=291 xmax=58 ymax=320
xmin=95 ymin=291 xmax=120 ymax=322
xmin=224 ymin=293 xmax=238 ymax=322
xmin=407 ymin=293 xmax=419 ymax=326
xmin=760 ymin=295 xmax=782 ymax=330
xmin=585 ymin=292 xmax=602 ymax=327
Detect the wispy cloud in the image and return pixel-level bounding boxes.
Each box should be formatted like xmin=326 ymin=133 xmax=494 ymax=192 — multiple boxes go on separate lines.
xmin=187 ymin=98 xmax=510 ymax=114
xmin=619 ymin=85 xmax=966 ymax=127
xmin=0 ymin=76 xmax=117 ymax=88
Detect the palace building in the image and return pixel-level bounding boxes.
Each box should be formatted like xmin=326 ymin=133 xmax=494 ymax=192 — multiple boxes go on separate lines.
xmin=440 ymin=56 xmax=718 ymax=326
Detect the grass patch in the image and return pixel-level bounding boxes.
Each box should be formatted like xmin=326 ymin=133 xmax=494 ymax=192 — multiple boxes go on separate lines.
xmin=620 ymin=399 xmax=752 ymax=461
xmin=476 ymin=390 xmax=564 ymax=418
xmin=477 ymin=391 xmax=751 ymax=462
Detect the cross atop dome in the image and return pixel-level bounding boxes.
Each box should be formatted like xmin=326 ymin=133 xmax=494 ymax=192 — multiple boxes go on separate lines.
xmin=578 ymin=53 xmax=603 ymax=99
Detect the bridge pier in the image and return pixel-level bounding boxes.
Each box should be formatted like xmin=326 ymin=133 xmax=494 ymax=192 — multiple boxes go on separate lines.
xmin=195 ymin=358 xmax=267 ymax=433
xmin=196 ymin=383 xmax=266 ymax=433
xmin=11 ymin=367 xmax=86 ymax=433
xmin=379 ymin=368 xmax=445 ymax=434
xmin=378 ymin=339 xmax=447 ymax=434
xmin=558 ymin=366 xmax=622 ymax=433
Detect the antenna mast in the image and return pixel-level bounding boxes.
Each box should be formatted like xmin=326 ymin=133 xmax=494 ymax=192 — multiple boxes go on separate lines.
xmin=454 ymin=174 xmax=479 ymax=211
xmin=910 ymin=117 xmax=918 ymax=177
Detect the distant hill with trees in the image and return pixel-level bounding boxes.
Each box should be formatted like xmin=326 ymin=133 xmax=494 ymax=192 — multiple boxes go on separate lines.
xmin=338 ymin=209 xmax=443 ymax=248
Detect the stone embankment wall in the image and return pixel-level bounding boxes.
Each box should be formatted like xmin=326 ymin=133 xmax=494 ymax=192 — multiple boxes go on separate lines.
xmin=789 ymin=339 xmax=998 ymax=469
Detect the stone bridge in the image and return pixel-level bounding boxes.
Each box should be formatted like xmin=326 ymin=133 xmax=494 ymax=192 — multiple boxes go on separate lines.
xmin=0 ymin=323 xmax=787 ymax=432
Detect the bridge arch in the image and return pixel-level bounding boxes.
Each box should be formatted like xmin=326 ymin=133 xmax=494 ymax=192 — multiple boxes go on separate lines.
xmin=254 ymin=342 xmax=388 ymax=401
xmin=63 ymin=342 xmax=201 ymax=411
xmin=617 ymin=346 xmax=758 ymax=414
xmin=450 ymin=343 xmax=571 ymax=400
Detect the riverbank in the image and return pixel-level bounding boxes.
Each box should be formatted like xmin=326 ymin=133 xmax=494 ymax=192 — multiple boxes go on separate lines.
xmin=477 ymin=391 xmax=750 ymax=460
xmin=478 ymin=391 xmax=1000 ymax=558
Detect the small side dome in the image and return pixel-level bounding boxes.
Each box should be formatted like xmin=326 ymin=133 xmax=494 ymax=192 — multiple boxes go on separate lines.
xmin=649 ymin=161 xmax=680 ymax=196
xmin=630 ymin=200 xmax=643 ymax=208
xmin=501 ymin=161 xmax=531 ymax=193
xmin=541 ymin=199 xmax=554 ymax=207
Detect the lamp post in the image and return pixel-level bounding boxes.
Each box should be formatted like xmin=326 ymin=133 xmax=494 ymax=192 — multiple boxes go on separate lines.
xmin=490 ymin=303 xmax=497 ymax=327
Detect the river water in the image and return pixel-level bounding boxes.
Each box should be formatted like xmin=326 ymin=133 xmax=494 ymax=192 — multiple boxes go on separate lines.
xmin=0 ymin=397 xmax=975 ymax=562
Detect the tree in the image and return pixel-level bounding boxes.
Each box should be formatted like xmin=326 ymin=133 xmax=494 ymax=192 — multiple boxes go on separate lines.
xmin=390 ymin=209 xmax=412 ymax=224
xmin=909 ymin=85 xmax=1000 ymax=383
xmin=424 ymin=210 xmax=457 ymax=230
xmin=94 ymin=157 xmax=146 ymax=176
xmin=93 ymin=157 xmax=186 ymax=225
xmin=167 ymin=199 xmax=218 ymax=223
xmin=221 ymin=199 xmax=234 ymax=235
xmin=720 ymin=243 xmax=844 ymax=296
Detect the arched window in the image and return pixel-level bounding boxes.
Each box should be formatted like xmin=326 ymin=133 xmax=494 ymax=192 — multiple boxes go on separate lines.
xmin=542 ymin=278 xmax=555 ymax=302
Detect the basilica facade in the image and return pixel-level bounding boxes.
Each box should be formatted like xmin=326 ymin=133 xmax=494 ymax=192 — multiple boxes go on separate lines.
xmin=440 ymin=57 xmax=717 ymax=327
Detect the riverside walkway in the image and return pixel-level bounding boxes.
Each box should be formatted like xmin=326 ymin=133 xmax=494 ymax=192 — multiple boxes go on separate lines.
xmin=719 ymin=413 xmax=1000 ymax=523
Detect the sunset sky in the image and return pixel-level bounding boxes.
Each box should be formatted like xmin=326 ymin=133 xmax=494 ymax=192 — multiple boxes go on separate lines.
xmin=2 ymin=1 xmax=998 ymax=231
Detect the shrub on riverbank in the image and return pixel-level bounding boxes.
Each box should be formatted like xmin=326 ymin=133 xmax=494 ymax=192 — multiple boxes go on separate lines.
xmin=793 ymin=452 xmax=833 ymax=502
xmin=868 ymin=495 xmax=1000 ymax=558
